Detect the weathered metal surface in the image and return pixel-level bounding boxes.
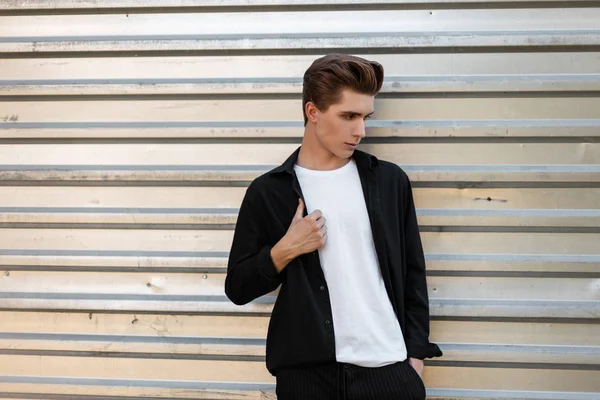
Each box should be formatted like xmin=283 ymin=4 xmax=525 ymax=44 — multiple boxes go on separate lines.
xmin=2 ymin=0 xmax=598 ymax=10
xmin=1 ymin=1 xmax=599 ymax=399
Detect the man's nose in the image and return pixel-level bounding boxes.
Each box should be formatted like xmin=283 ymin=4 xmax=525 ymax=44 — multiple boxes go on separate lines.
xmin=353 ymin=120 xmax=366 ymax=139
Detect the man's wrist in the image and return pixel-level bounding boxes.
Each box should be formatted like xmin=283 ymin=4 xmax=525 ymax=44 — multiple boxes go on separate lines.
xmin=270 ymin=238 xmax=297 ymax=272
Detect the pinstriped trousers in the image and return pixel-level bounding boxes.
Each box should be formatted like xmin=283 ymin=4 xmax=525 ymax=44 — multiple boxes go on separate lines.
xmin=275 ymin=359 xmax=426 ymax=400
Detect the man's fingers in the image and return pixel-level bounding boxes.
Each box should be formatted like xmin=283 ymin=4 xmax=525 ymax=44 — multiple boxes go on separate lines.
xmin=308 ymin=209 xmax=322 ymax=221
xmin=316 ymin=216 xmax=327 ymax=229
xmin=320 ymin=225 xmax=328 ymax=236
xmin=320 ymin=232 xmax=328 ymax=246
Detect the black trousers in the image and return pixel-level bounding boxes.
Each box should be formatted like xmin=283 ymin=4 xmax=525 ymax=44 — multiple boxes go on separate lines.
xmin=275 ymin=359 xmax=426 ymax=400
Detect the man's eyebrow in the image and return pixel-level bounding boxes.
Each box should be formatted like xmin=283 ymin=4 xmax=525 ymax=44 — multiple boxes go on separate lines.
xmin=340 ymin=111 xmax=375 ymax=117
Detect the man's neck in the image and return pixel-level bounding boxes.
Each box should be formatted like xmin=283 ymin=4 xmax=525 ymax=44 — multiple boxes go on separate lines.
xmin=296 ymin=131 xmax=351 ymax=171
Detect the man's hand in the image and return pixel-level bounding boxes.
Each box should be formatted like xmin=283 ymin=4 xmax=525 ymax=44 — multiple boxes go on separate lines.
xmin=408 ymin=357 xmax=424 ymax=379
xmin=271 ymin=199 xmax=327 ymax=272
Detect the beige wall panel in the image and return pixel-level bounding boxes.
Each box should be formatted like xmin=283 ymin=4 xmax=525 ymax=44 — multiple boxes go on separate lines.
xmin=7 ymin=167 xmax=595 ymax=184
xmin=416 ymin=214 xmax=600 ymax=228
xmin=1 ymin=187 xmax=599 ymax=210
xmin=1 ymin=254 xmax=596 ymax=274
xmin=0 ymin=384 xmax=274 ymax=400
xmin=1 ymin=312 xmax=598 ymax=347
xmin=0 ymin=312 xmax=269 ymax=338
xmin=3 ymin=54 xmax=600 ymax=81
xmin=1 ymin=271 xmax=229 ymax=296
xmin=0 ymin=298 xmax=273 ymax=314
xmin=2 ymin=311 xmax=598 ymax=346
xmin=1 ymin=143 xmax=598 ymax=165
xmin=0 ymin=383 xmax=274 ymax=400
xmin=423 ymin=366 xmax=600 ymax=392
xmin=0 ymin=187 xmax=247 ymax=208
xmin=1 ymin=359 xmax=598 ymax=393
xmin=0 ymin=229 xmax=232 ymax=251
xmin=429 ymin=349 xmax=599 ymax=365
xmin=430 ymin=321 xmax=600 ymax=346
xmin=4 ymin=125 xmax=600 ymax=140
xmin=1 ymin=229 xmax=599 ymax=254
xmin=3 ymin=297 xmax=594 ymax=317
xmin=3 ymin=340 xmax=598 ymax=366
xmin=3 ymin=209 xmax=598 ymax=228
xmin=0 ymin=339 xmax=267 ymax=358
xmin=9 ymin=78 xmax=600 ymax=96
xmin=0 ymin=253 xmax=226 ymax=269
xmin=423 ymin=260 xmax=599 ymax=274
xmin=413 ymin=188 xmax=600 ymax=210
xmin=2 ymin=229 xmax=599 ymax=255
xmin=0 ymin=355 xmax=273 ymax=382
xmin=2 ymin=10 xmax=599 ymax=38
xmin=3 ymin=98 xmax=600 ymax=122
xmin=2 ymin=271 xmax=598 ymax=302
xmin=5 ymin=33 xmax=599 ymax=53
xmin=421 ymin=232 xmax=600 ymax=255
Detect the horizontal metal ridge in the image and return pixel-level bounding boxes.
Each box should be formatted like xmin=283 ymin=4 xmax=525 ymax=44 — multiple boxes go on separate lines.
xmin=1 ymin=207 xmax=598 ymax=229
xmin=0 ymin=375 xmax=275 ymax=390
xmin=2 ymin=31 xmax=600 ymax=53
xmin=3 ymin=120 xmax=600 ymax=141
xmin=0 ymin=332 xmax=266 ymax=345
xmin=1 ymin=333 xmax=597 ymax=356
xmin=2 ymin=75 xmax=600 ymax=95
xmin=2 ymin=0 xmax=598 ymax=10
xmin=0 ymin=300 xmax=596 ymax=318
xmin=1 ymin=165 xmax=598 ymax=187
xmin=427 ymin=389 xmax=600 ymax=400
xmin=2 ymin=164 xmax=599 ymax=172
xmin=1 ymin=206 xmax=597 ymax=217
xmin=0 ymin=377 xmax=596 ymax=400
xmin=9 ymin=293 xmax=595 ymax=306
xmin=1 ymin=249 xmax=599 ymax=263
xmin=2 ymin=119 xmax=600 ymax=129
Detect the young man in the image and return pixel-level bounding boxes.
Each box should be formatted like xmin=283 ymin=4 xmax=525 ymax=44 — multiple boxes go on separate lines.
xmin=225 ymin=53 xmax=442 ymax=399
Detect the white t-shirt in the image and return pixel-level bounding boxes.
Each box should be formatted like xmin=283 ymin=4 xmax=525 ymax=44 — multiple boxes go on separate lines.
xmin=294 ymin=159 xmax=407 ymax=367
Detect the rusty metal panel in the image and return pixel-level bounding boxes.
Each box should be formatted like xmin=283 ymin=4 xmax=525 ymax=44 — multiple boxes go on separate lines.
xmin=0 ymin=1 xmax=599 ymax=399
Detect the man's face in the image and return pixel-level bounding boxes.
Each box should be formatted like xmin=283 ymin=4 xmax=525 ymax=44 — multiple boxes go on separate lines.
xmin=312 ymin=89 xmax=375 ymax=160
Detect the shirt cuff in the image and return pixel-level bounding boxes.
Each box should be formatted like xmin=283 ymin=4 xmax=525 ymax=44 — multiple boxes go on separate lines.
xmin=407 ymin=341 xmax=443 ymax=360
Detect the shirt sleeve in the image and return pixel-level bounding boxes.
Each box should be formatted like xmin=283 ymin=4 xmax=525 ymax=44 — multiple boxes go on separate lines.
xmin=225 ymin=184 xmax=282 ymax=306
xmin=402 ymin=173 xmax=443 ymax=360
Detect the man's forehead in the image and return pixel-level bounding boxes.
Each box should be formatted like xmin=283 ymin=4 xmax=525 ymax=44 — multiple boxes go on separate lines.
xmin=334 ymin=90 xmax=374 ymax=106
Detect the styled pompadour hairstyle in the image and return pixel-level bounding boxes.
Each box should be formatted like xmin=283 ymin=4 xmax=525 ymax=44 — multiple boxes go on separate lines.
xmin=302 ymin=53 xmax=384 ymax=125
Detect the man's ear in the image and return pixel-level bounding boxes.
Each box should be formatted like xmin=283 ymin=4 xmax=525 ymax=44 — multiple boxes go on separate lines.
xmin=305 ymin=102 xmax=319 ymax=124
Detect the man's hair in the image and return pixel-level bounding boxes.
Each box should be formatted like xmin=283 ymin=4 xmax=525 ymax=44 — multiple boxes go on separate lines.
xmin=302 ymin=53 xmax=384 ymax=125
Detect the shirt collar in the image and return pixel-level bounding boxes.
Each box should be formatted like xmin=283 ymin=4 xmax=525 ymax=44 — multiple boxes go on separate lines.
xmin=269 ymin=146 xmax=379 ymax=176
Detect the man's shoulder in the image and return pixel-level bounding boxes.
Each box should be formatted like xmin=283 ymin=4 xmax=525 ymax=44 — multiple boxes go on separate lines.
xmin=375 ymin=158 xmax=410 ymax=185
xmin=245 ymin=168 xmax=288 ymax=198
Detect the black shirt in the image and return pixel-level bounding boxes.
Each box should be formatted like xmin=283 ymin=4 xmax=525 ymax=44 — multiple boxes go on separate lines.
xmin=225 ymin=148 xmax=442 ymax=375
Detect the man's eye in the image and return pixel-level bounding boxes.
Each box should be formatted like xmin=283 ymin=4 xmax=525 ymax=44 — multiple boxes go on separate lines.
xmin=364 ymin=115 xmax=372 ymax=120
xmin=345 ymin=115 xmax=353 ymax=120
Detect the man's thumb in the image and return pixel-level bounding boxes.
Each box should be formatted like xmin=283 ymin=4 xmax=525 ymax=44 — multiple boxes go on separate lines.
xmin=294 ymin=198 xmax=305 ymax=219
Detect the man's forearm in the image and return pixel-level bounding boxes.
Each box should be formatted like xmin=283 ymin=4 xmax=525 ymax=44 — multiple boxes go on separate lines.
xmin=270 ymin=237 xmax=299 ymax=273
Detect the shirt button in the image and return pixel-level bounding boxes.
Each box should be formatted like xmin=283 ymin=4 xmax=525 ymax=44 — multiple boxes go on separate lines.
xmin=325 ymin=320 xmax=331 ymax=325
xmin=320 ymin=286 xmax=325 ymax=291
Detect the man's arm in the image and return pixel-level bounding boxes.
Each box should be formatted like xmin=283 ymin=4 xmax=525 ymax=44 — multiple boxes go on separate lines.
xmin=225 ymin=187 xmax=282 ymax=306
xmin=402 ymin=173 xmax=443 ymax=363
xmin=225 ymin=193 xmax=327 ymax=305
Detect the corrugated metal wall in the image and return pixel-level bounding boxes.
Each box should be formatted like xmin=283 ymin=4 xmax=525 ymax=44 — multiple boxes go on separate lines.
xmin=0 ymin=1 xmax=599 ymax=399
